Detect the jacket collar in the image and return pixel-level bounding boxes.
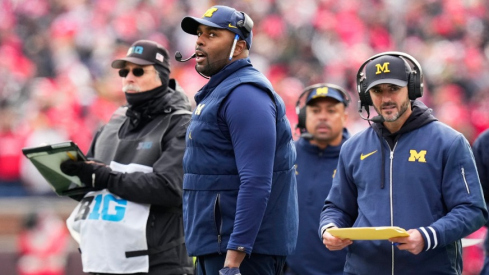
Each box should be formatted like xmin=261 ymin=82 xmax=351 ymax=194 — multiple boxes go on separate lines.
xmin=194 ymin=58 xmax=252 ymax=104
xmin=298 ymin=128 xmax=350 ymax=157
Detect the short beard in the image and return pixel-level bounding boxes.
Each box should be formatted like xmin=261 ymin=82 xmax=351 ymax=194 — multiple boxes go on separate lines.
xmin=196 ymin=57 xmax=229 ymax=77
xmin=123 ymin=84 xmax=141 ymax=93
xmin=377 ymin=98 xmax=410 ymax=122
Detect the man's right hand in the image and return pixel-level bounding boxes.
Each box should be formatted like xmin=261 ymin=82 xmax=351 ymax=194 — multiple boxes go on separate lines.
xmin=322 ymin=227 xmax=353 ymax=251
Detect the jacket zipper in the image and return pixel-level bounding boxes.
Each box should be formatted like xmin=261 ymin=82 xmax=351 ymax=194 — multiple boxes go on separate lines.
xmin=214 ymin=194 xmax=223 ymax=254
xmin=389 ymin=142 xmax=397 ymax=275
xmin=461 ymin=167 xmax=470 ymax=194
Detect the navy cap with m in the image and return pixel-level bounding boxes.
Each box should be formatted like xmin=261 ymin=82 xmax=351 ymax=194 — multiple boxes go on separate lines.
xmin=364 ymin=55 xmax=410 ymax=92
xmin=306 ymin=86 xmax=349 ymax=106
xmin=181 ymin=5 xmax=253 ymax=50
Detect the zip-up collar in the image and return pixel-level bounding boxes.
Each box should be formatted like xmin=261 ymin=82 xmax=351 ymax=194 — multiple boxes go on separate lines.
xmin=370 ymin=100 xmax=437 ymax=189
xmin=372 ymin=100 xmax=438 ymax=149
xmin=298 ymin=128 xmax=350 ymax=157
xmin=194 ymin=58 xmax=253 ymax=104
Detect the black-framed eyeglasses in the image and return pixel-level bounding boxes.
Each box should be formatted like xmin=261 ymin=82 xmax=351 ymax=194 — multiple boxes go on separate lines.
xmin=118 ymin=68 xmax=154 ymax=77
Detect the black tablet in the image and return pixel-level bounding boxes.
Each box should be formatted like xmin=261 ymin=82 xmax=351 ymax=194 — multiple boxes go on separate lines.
xmin=22 ymin=141 xmax=92 ymax=196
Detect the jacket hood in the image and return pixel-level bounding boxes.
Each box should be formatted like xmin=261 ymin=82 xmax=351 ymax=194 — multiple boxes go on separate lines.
xmin=165 ymin=78 xmax=192 ymax=112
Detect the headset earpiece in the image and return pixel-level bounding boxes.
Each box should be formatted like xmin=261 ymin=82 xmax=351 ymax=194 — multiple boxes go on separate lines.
xmin=358 ymin=76 xmax=372 ymax=107
xmin=237 ymin=12 xmax=253 ymax=38
xmin=409 ymin=64 xmax=423 ymax=100
xmin=297 ymin=106 xmax=306 ymax=131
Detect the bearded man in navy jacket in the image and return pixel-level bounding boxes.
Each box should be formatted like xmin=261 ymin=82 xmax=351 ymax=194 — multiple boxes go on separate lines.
xmin=320 ymin=52 xmax=487 ymax=275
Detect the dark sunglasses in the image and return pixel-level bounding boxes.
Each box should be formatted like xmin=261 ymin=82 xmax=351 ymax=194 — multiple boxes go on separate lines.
xmin=118 ymin=68 xmax=154 ymax=77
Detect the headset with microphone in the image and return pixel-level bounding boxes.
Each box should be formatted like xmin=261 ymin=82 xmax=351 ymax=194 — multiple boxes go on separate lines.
xmin=356 ymin=51 xmax=424 ymax=124
xmin=295 ymin=83 xmax=351 ymax=138
xmin=175 ymin=11 xmax=254 ymax=79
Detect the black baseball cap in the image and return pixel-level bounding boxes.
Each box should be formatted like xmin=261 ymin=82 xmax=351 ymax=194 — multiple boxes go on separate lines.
xmin=364 ymin=55 xmax=410 ymax=92
xmin=306 ymin=86 xmax=349 ymax=106
xmin=181 ymin=5 xmax=253 ymax=50
xmin=111 ymin=40 xmax=170 ymax=72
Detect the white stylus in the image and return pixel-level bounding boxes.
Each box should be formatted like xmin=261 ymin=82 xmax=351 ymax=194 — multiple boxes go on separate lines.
xmin=229 ymin=34 xmax=239 ymax=60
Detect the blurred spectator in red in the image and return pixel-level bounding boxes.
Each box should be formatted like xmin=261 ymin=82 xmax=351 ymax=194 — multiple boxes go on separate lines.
xmin=17 ymin=209 xmax=70 ymax=275
xmin=0 ymin=103 xmax=28 ymax=196
xmin=20 ymin=78 xmax=70 ymax=196
xmin=0 ymin=0 xmax=486 ymax=272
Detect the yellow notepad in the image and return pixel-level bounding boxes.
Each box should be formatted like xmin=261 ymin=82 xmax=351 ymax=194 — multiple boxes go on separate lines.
xmin=327 ymin=226 xmax=409 ymax=240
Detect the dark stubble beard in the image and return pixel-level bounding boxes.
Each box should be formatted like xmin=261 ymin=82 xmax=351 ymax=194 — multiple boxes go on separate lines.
xmin=196 ymin=54 xmax=230 ymax=77
xmin=375 ymin=98 xmax=410 ymax=122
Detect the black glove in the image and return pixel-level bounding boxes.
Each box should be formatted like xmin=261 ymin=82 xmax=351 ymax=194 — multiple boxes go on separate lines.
xmin=60 ymin=159 xmax=111 ymax=189
xmin=219 ymin=267 xmax=241 ymax=275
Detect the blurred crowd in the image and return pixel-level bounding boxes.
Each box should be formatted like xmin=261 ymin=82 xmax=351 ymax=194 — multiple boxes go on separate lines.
xmin=0 ymin=0 xmax=489 ymax=194
xmin=0 ymin=0 xmax=488 ymax=274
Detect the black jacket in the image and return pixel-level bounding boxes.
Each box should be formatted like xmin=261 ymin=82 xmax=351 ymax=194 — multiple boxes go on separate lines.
xmin=82 ymin=79 xmax=194 ymax=274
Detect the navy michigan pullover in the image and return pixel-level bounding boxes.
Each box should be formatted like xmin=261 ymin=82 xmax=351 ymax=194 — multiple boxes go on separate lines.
xmin=320 ymin=100 xmax=487 ymax=275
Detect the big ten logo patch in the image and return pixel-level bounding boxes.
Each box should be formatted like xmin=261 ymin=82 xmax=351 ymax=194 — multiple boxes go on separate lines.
xmin=127 ymin=46 xmax=144 ymax=55
xmin=137 ymin=141 xmax=153 ymax=150
xmin=375 ymin=62 xmax=390 ymax=74
xmin=74 ymin=193 xmax=127 ymax=222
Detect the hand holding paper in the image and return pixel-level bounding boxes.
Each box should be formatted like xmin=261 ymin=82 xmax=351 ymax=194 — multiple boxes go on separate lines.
xmin=322 ymin=226 xmax=353 ymax=251
xmin=389 ymin=229 xmax=424 ymax=255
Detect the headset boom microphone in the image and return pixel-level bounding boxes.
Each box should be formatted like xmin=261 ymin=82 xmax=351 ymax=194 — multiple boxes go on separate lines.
xmin=174 ymin=51 xmax=196 ymax=62
xmin=357 ymin=101 xmax=385 ymax=123
xmin=174 ymin=51 xmax=210 ymax=79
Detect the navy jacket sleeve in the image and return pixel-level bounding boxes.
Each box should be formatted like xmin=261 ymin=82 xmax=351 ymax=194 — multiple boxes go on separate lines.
xmin=319 ymin=143 xmax=358 ymax=235
xmin=424 ymin=135 xmax=488 ymax=249
xmin=218 ymin=84 xmax=277 ymax=253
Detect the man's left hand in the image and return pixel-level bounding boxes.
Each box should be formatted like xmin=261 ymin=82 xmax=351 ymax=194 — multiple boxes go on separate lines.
xmin=389 ymin=229 xmax=425 ymax=255
xmin=60 ymin=159 xmax=111 ymax=189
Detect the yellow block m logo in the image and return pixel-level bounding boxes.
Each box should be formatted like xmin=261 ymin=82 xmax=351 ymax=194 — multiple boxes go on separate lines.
xmin=195 ymin=104 xmax=206 ymax=115
xmin=203 ymin=7 xmax=218 ymax=18
xmin=408 ymin=150 xmax=427 ymax=163
xmin=311 ymin=87 xmax=329 ymax=99
xmin=375 ymin=62 xmax=391 ymax=75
